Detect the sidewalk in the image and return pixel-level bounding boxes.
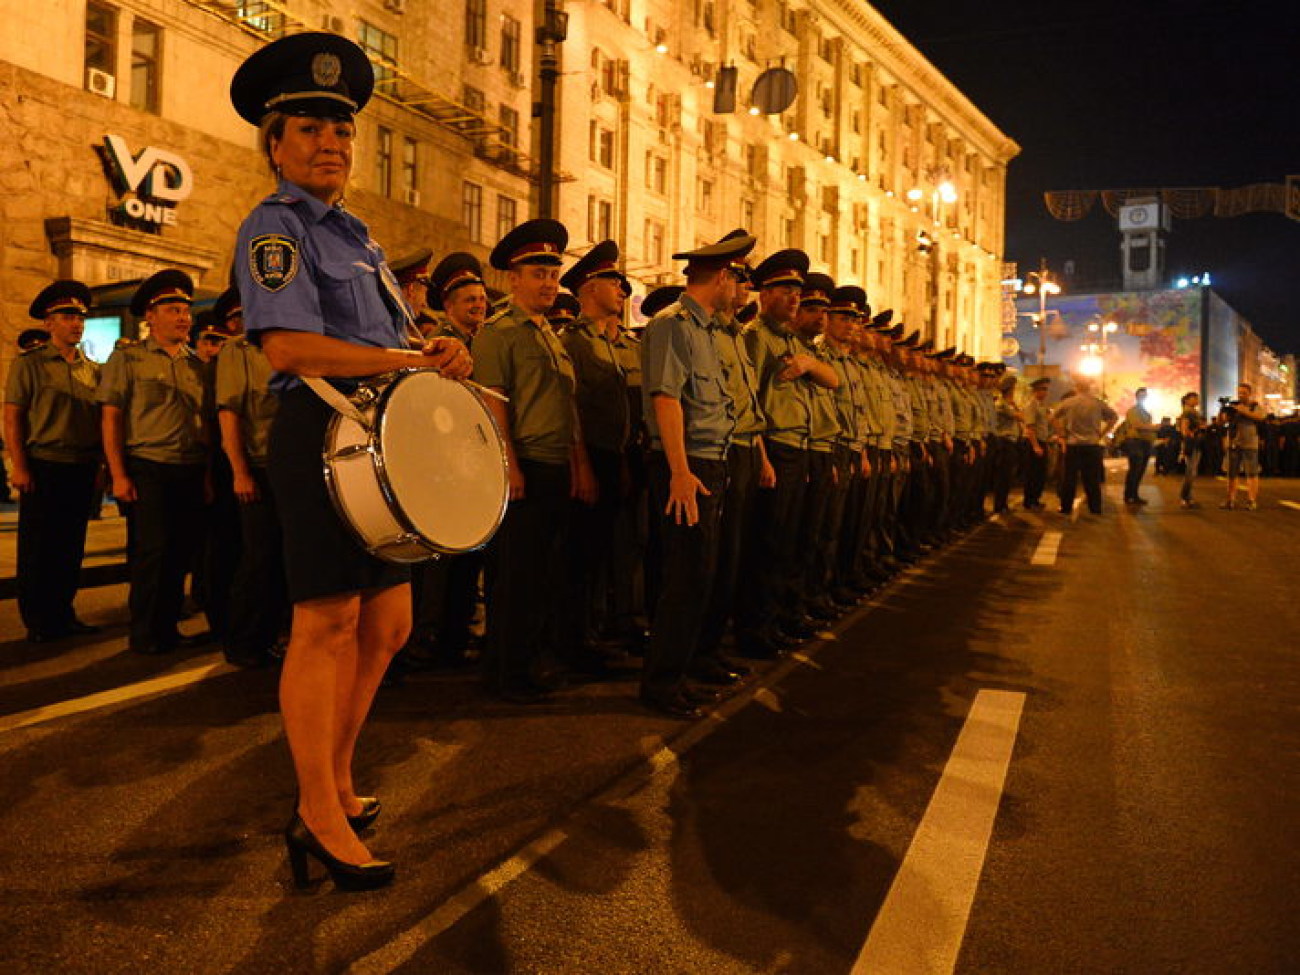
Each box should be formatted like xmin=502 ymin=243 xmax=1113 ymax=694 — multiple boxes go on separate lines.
xmin=0 ymin=500 xmax=129 ymax=599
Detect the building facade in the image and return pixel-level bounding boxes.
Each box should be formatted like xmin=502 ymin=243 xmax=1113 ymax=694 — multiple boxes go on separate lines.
xmin=0 ymin=0 xmax=1016 ymax=375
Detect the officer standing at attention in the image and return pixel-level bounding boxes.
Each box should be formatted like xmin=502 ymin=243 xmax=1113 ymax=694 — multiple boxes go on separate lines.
xmin=214 ymin=286 xmax=287 ymax=668
xmin=389 ymin=249 xmax=434 ymax=338
xmin=639 ymin=232 xmax=754 ymax=717
xmin=404 ymin=252 xmax=490 ymax=668
xmin=1021 ymin=377 xmax=1052 ymax=509
xmin=819 ymin=285 xmax=867 ymax=607
xmin=472 ymin=218 xmax=596 ymax=703
xmin=3 ymin=280 xmax=104 ymax=642
xmin=559 ymin=239 xmax=634 ymax=669
xmin=98 ymin=270 xmax=211 ymax=655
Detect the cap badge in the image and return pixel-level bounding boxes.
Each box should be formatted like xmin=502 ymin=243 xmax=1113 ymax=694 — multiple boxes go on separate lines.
xmin=312 ymin=53 xmax=342 ymax=87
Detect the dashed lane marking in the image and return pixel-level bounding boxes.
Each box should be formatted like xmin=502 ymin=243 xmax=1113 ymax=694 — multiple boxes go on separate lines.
xmin=1030 ymin=531 xmax=1062 ymax=565
xmin=0 ymin=659 xmax=234 ymax=734
xmin=852 ymin=689 xmax=1027 ymax=975
xmin=1280 ymin=501 xmax=1300 ymax=511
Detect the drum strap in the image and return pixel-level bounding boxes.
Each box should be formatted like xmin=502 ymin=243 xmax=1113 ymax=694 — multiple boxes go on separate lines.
xmin=303 ymin=376 xmax=371 ymax=430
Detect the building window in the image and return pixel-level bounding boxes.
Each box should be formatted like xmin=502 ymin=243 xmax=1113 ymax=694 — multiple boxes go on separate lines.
xmin=645 ymin=219 xmax=665 ymax=265
xmin=589 ymin=196 xmax=613 ymax=242
xmin=358 ymin=21 xmax=397 ymax=84
xmin=85 ymin=2 xmax=117 ymax=83
xmin=818 ymin=34 xmax=834 ymax=62
xmin=462 ymin=181 xmax=484 ymax=242
xmin=462 ymin=84 xmax=487 ymax=147
xmin=589 ymin=123 xmax=615 ymax=169
xmin=401 ymin=137 xmax=418 ymax=197
xmin=497 ymin=195 xmax=518 ymax=241
xmin=820 ymin=233 xmax=832 ymax=263
xmin=849 ymin=62 xmax=863 ymax=87
xmin=500 ymin=14 xmax=521 ymax=76
xmin=741 ymin=198 xmax=755 ymax=229
xmin=236 ymin=2 xmax=286 ymax=37
xmin=697 ymin=178 xmax=714 ymax=215
xmin=741 ymin=32 xmax=757 ymax=61
xmin=782 ymin=216 xmax=796 ymax=248
xmin=129 ymin=17 xmax=161 ymax=113
xmin=465 ymin=0 xmax=487 ymax=51
xmin=376 ymin=126 xmax=393 ymax=196
xmin=498 ymin=104 xmax=520 ymax=163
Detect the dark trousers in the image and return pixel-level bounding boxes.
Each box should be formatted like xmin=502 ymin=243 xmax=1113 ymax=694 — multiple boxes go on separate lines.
xmin=697 ymin=441 xmax=760 ymax=659
xmin=990 ymin=437 xmax=1020 ymax=512
xmin=900 ymin=442 xmax=930 ymax=554
xmin=1022 ymin=440 xmax=1048 ymax=506
xmin=799 ymin=449 xmax=837 ymax=608
xmin=564 ymin=446 xmax=624 ymax=654
xmin=193 ymin=451 xmax=240 ymax=639
xmin=16 ymin=458 xmax=98 ymax=635
xmin=643 ymin=452 xmax=726 ymax=695
xmin=227 ymin=467 xmax=289 ymax=658
xmin=1122 ymin=439 xmax=1153 ymax=501
xmin=1060 ymin=445 xmax=1105 ymax=514
xmin=410 ymin=550 xmax=483 ymax=654
xmin=125 ymin=458 xmax=206 ymax=652
xmin=482 ymin=459 xmax=569 ymax=690
xmin=838 ymin=450 xmax=868 ymax=589
xmin=611 ymin=444 xmax=649 ymax=635
xmin=927 ymin=442 xmax=951 ymax=538
xmin=739 ymin=440 xmax=808 ymax=637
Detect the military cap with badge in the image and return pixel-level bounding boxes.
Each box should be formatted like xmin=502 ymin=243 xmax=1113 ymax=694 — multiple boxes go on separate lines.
xmin=751 ymin=249 xmax=810 ymax=289
xmin=800 ymin=273 xmax=835 ymax=308
xmin=30 ymin=280 xmax=93 ymax=321
xmin=560 ymin=239 xmax=631 ymax=297
xmin=547 ymin=292 xmax=581 ymax=328
xmin=491 ymin=218 xmax=567 ymax=270
xmin=426 ymin=253 xmax=486 ymax=312
xmin=641 ymin=285 xmax=684 ymax=320
xmin=131 ymin=269 xmax=194 ymax=317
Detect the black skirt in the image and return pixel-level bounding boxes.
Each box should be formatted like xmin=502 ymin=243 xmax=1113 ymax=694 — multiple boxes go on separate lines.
xmin=268 ymin=386 xmax=410 ymax=604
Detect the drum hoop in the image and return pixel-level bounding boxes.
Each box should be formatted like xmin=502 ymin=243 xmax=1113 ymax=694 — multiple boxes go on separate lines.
xmin=321 ymin=386 xmax=438 ymax=563
xmin=372 ymin=371 xmax=510 ymax=554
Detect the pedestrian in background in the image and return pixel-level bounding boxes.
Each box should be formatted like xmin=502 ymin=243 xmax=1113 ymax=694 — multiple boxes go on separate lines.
xmin=1121 ymin=387 xmax=1159 ymax=505
xmin=1021 ymin=377 xmax=1052 ymax=510
xmin=1054 ymin=377 xmax=1118 ymax=516
xmin=1220 ymin=383 xmax=1266 ymax=510
xmin=1176 ymin=391 xmax=1205 ymax=508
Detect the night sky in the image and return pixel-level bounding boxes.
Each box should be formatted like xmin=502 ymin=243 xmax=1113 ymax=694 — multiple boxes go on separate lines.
xmin=869 ymin=1 xmax=1300 ymax=352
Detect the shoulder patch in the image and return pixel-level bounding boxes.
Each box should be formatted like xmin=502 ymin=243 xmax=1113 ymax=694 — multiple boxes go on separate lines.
xmin=249 ymin=234 xmax=300 ymax=292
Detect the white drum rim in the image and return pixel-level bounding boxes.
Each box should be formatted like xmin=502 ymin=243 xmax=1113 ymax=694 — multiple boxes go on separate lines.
xmin=372 ymin=371 xmax=510 ymax=554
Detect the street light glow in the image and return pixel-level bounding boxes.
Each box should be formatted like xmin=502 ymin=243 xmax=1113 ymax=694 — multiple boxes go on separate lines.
xmin=748 ymin=106 xmax=761 ymax=116
xmin=655 ymin=43 xmax=668 ymax=54
xmin=906 ymin=188 xmax=923 ymax=201
xmin=938 ymin=181 xmax=957 ymax=203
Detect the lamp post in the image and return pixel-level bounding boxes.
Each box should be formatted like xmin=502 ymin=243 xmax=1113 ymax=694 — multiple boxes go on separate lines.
xmin=535 ymin=0 xmax=569 ymax=218
xmin=1022 ymin=260 xmax=1061 ymax=367
xmin=907 ymin=168 xmax=959 ymax=342
xmin=1084 ymin=318 xmax=1119 ymax=400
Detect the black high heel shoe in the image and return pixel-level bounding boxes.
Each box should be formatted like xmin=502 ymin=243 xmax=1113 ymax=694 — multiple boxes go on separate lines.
xmin=284 ymin=813 xmax=395 ymax=892
xmin=347 ymin=796 xmax=381 ymax=833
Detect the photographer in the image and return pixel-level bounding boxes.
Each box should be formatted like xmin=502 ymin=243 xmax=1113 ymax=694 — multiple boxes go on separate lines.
xmin=1219 ymin=383 xmax=1266 ymax=510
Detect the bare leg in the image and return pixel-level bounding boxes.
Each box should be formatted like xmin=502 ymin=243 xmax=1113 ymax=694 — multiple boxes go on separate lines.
xmin=1247 ymin=474 xmax=1260 ymax=504
xmin=333 ymin=583 xmax=412 ymax=816
xmin=279 ymin=593 xmax=373 ymax=865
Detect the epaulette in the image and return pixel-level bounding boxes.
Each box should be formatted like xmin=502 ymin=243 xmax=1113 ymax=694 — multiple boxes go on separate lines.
xmin=262 ymin=190 xmax=301 ymax=206
xmin=484 ymin=305 xmax=511 ymax=327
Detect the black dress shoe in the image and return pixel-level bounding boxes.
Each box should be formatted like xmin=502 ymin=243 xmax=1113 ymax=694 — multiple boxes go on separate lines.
xmin=689 ymin=660 xmax=743 ymax=685
xmin=680 ymin=683 xmax=722 ymax=705
xmin=347 ymin=797 xmax=381 ymax=832
xmin=715 ymin=655 xmax=752 ymax=678
xmin=284 ymin=813 xmax=394 ymax=892
xmin=26 ymin=629 xmax=64 ymax=644
xmin=736 ymin=635 xmax=783 ymax=660
xmin=67 ymin=619 xmax=102 ymax=635
xmin=638 ymin=690 xmax=701 ymax=719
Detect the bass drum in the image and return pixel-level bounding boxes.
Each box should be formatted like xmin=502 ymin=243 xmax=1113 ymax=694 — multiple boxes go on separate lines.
xmin=323 ymin=370 xmax=509 ymax=563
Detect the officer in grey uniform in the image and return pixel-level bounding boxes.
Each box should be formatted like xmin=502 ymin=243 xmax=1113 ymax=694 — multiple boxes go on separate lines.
xmin=1021 ymin=376 xmax=1052 ymax=509
xmin=639 ymin=231 xmax=754 ymax=718
xmin=3 ymin=280 xmax=103 ymax=642
xmin=99 ymin=270 xmax=211 ymax=655
xmin=214 ymin=287 xmax=287 ymax=667
xmin=472 ymin=218 xmax=595 ymax=703
xmin=820 ymin=285 xmax=868 ymax=606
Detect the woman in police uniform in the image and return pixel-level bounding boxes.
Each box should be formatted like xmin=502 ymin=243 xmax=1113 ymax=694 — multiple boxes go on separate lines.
xmin=230 ymin=33 xmax=471 ymax=891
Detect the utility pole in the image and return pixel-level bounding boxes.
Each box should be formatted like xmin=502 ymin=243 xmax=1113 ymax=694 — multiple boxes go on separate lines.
xmin=535 ymin=0 xmax=568 ymax=218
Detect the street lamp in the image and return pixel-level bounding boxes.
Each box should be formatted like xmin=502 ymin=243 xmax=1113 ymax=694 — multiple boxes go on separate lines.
xmin=1085 ymin=318 xmax=1118 ymax=399
xmin=908 ymin=168 xmax=959 ymax=342
xmin=1022 ymin=260 xmax=1062 ymax=367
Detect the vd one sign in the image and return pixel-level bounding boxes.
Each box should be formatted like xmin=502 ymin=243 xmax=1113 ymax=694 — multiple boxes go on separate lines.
xmin=103 ymin=134 xmax=193 ymax=226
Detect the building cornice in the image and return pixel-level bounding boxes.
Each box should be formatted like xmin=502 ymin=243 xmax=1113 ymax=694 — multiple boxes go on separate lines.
xmin=816 ymin=0 xmax=1021 ymax=165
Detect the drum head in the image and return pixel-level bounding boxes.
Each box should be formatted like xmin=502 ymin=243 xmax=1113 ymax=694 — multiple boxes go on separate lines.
xmin=378 ymin=373 xmax=509 ymax=552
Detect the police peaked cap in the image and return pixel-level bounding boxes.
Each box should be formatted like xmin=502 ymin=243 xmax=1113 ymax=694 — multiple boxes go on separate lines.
xmin=29 ymin=280 xmax=92 ymax=320
xmin=17 ymin=328 xmax=51 ymax=350
xmin=491 ymin=218 xmax=568 ymax=270
xmin=426 ymin=252 xmax=486 ymax=311
xmin=828 ymin=285 xmax=867 ymax=316
xmin=230 ymin=32 xmax=375 ymax=125
xmin=801 ymin=273 xmax=836 ymax=306
xmin=547 ymin=292 xmax=580 ymax=323
xmin=192 ymin=309 xmax=239 ymax=343
xmin=213 ymin=286 xmax=243 ymax=325
xmin=720 ymin=228 xmax=755 ymax=280
xmin=869 ymin=309 xmax=894 ymax=331
xmin=897 ymin=329 xmax=921 ymax=348
xmin=561 ymin=239 xmax=631 ymax=296
xmin=131 ymin=269 xmax=194 ymax=317
xmin=751 ymin=249 xmax=810 ymax=288
xmin=928 ymin=345 xmax=957 ymax=360
xmin=916 ymin=338 xmax=935 ymax=354
xmin=389 ymin=248 xmax=434 ymax=286
xmin=641 ymin=285 xmax=684 ymax=319
xmin=735 ymin=302 xmax=758 ymax=325
xmin=672 ymin=232 xmax=757 ymax=272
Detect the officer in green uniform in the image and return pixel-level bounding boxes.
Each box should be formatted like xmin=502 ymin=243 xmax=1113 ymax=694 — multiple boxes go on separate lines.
xmin=792 ymin=273 xmax=843 ymax=623
xmin=3 ymin=280 xmax=103 ymax=642
xmin=389 ymin=249 xmax=434 ymax=338
xmin=695 ymin=237 xmax=768 ymax=684
xmin=214 ymin=287 xmax=287 ymax=667
xmin=401 ymin=251 xmax=490 ymax=670
xmin=472 ymin=219 xmax=595 ymax=702
xmin=639 ymin=231 xmax=754 ymax=718
xmin=99 ymin=270 xmax=211 ymax=655
xmin=897 ymin=329 xmax=933 ymax=557
xmin=560 ymin=239 xmax=634 ymax=671
xmin=547 ymin=292 xmax=580 ymax=330
xmin=819 ymin=285 xmax=867 ymax=608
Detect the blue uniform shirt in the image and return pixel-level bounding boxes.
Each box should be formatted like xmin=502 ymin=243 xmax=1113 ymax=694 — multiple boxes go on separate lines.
xmin=641 ymin=295 xmax=734 ymax=460
xmin=234 ymin=179 xmax=411 ymax=392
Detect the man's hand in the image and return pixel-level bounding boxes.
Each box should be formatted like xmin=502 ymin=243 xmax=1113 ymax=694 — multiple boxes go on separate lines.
xmin=232 ymin=470 xmax=259 ymax=504
xmin=776 ymin=353 xmax=818 ymax=382
xmin=571 ymin=452 xmax=598 ymax=505
xmin=860 ymin=449 xmax=872 ymax=477
xmin=10 ymin=468 xmax=34 ymax=494
xmin=1032 ymin=443 xmax=1044 ymax=457
xmin=758 ymin=456 xmax=776 ymax=489
xmin=666 ymin=469 xmax=710 ymax=526
xmin=507 ymin=460 xmax=526 ymax=501
xmin=112 ymin=474 xmax=137 ymax=503
xmin=420 ymin=337 xmax=473 ymax=380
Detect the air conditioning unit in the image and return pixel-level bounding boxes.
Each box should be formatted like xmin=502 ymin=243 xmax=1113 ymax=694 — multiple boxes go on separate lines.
xmin=322 ymin=14 xmax=345 ymax=32
xmin=86 ymin=68 xmax=116 ymax=99
xmin=468 ymin=46 xmax=492 ymax=66
xmin=403 ymin=187 xmax=421 ymax=207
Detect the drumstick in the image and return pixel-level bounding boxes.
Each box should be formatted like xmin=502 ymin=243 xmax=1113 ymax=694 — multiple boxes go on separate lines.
xmin=463 ymin=380 xmax=509 ymax=403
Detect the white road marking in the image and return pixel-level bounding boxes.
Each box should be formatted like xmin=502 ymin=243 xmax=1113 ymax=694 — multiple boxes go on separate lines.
xmin=1030 ymin=531 xmax=1062 ymax=565
xmin=1280 ymin=501 xmax=1300 ymax=511
xmin=0 ymin=660 xmax=234 ymax=734
xmin=852 ymin=689 xmax=1027 ymax=975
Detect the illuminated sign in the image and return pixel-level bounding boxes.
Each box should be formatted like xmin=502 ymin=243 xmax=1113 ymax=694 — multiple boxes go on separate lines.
xmin=102 ymin=134 xmax=193 ymax=227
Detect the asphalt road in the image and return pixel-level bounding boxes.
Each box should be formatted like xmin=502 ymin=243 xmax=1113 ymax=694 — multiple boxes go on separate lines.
xmin=2 ymin=465 xmax=1298 ymax=974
